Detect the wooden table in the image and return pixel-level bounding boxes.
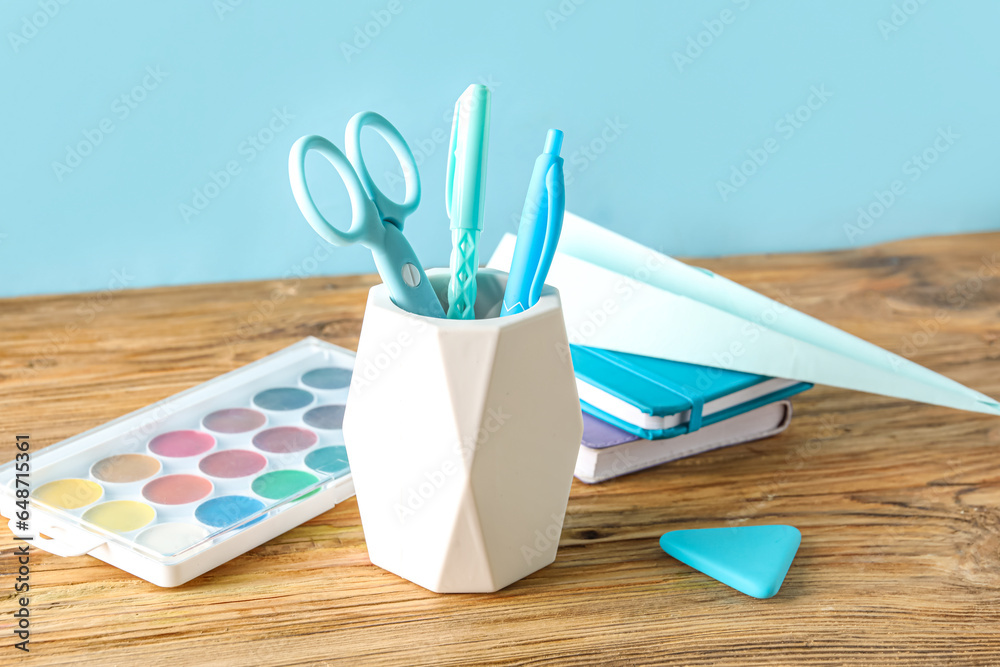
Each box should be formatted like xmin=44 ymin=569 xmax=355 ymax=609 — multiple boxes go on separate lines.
xmin=2 ymin=232 xmax=999 ymax=666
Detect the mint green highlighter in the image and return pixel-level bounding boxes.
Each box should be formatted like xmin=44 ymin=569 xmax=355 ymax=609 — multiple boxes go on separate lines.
xmin=445 ymin=84 xmax=492 ymax=319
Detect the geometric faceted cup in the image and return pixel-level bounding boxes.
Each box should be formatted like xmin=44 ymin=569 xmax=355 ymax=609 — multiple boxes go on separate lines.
xmin=343 ymin=268 xmax=584 ymax=593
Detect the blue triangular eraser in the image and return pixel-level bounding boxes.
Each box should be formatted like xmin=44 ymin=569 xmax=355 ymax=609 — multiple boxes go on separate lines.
xmin=659 ymin=525 xmax=801 ymax=599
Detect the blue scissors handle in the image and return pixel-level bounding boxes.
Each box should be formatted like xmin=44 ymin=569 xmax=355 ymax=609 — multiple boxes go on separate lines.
xmin=288 ymin=134 xmax=381 ymax=247
xmin=288 ymin=116 xmax=445 ymax=318
xmin=346 ymin=111 xmax=420 ymax=229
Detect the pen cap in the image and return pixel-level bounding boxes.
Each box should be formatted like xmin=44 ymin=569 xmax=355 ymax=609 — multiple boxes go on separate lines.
xmin=445 ymin=84 xmax=491 ymax=231
xmin=544 ymin=129 xmax=563 ymax=155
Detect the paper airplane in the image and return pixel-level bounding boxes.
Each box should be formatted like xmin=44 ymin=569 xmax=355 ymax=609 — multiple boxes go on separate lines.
xmin=487 ymin=213 xmax=1000 ymax=415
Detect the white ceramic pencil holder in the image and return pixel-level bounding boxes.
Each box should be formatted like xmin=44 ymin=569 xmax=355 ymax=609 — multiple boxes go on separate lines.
xmin=343 ymin=268 xmax=583 ymax=593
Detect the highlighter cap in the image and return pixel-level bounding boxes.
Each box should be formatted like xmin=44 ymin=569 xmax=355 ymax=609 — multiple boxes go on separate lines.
xmin=445 ymin=84 xmax=491 ymax=231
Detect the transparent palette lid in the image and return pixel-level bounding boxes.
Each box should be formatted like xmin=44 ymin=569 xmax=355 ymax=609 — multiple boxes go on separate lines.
xmin=1 ymin=337 xmax=357 ymax=565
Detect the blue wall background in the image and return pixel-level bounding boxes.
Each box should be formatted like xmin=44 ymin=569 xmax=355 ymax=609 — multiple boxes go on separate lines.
xmin=2 ymin=0 xmax=999 ymax=297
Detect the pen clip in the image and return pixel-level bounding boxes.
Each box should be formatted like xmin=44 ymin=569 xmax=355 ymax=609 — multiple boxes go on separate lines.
xmin=444 ymin=99 xmax=461 ymax=219
xmin=527 ymin=161 xmax=565 ymax=307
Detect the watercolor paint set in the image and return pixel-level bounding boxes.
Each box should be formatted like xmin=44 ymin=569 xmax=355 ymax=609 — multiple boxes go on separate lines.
xmin=0 ymin=337 xmax=356 ymax=587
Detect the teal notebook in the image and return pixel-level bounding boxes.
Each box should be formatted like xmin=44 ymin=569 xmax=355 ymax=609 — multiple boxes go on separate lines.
xmin=570 ymin=345 xmax=812 ymax=440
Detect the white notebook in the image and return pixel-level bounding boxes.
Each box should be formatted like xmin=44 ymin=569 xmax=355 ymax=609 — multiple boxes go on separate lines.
xmin=574 ymin=401 xmax=793 ymax=484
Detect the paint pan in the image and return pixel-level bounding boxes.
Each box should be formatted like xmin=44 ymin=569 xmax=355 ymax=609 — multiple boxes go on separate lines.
xmin=34 ymin=478 xmax=104 ymax=510
xmin=91 ymin=453 xmax=161 ymax=484
xmin=142 ymin=474 xmax=214 ymax=506
xmin=149 ymin=430 xmax=216 ymax=458
xmin=302 ymin=405 xmax=346 ymax=431
xmin=253 ymin=387 xmax=314 ymax=411
xmin=301 ymin=367 xmax=353 ymax=390
xmin=135 ymin=523 xmax=210 ymax=556
xmin=199 ymin=450 xmax=267 ymax=479
xmin=252 ymin=426 xmax=318 ymax=454
xmin=304 ymin=447 xmax=351 ymax=479
xmin=202 ymin=408 xmax=267 ymax=434
xmin=83 ymin=500 xmax=156 ymax=533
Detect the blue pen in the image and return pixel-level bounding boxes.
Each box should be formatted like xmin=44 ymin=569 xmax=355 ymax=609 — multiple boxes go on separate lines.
xmin=500 ymin=129 xmax=565 ymax=316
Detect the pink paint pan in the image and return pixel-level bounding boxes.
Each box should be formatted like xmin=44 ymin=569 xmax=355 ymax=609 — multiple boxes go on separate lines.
xmin=148 ymin=430 xmax=216 ymax=458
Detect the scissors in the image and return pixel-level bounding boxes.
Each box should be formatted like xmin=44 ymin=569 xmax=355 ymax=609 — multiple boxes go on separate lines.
xmin=288 ymin=112 xmax=446 ymax=318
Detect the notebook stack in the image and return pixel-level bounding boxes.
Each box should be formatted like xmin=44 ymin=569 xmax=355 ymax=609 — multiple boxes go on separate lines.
xmin=571 ymin=345 xmax=812 ymax=483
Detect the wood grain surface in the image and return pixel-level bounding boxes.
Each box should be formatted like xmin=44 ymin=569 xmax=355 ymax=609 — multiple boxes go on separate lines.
xmin=1 ymin=232 xmax=999 ymax=666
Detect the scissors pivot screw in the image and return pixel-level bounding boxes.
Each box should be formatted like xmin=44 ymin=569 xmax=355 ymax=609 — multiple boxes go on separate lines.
xmin=401 ymin=263 xmax=421 ymax=287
